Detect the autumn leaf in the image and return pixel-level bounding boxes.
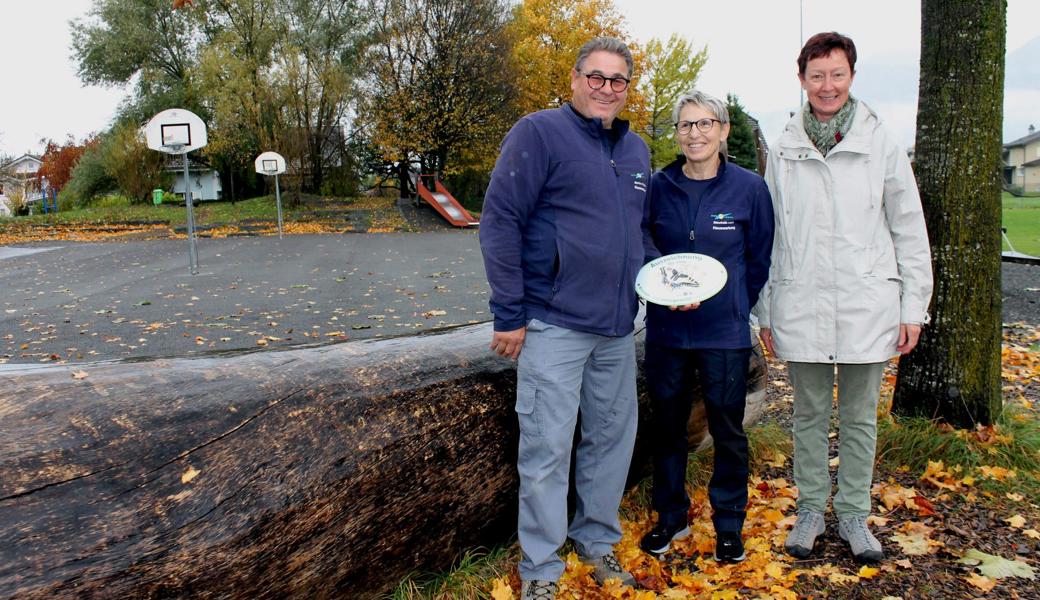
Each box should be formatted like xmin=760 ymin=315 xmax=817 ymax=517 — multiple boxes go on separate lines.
xmin=1005 ymin=515 xmax=1027 ymax=529
xmin=965 ymin=573 xmax=997 ymax=592
xmin=958 ymin=549 xmax=1037 ymax=579
xmin=857 ymin=565 xmax=880 ymax=579
xmin=71 ymin=370 xmax=89 ymax=379
xmin=181 ymin=466 xmax=200 ymax=484
xmin=489 ymin=577 xmax=513 ymax=600
xmin=977 ymin=465 xmax=1016 ymax=481
xmin=891 ymin=532 xmax=932 ymax=556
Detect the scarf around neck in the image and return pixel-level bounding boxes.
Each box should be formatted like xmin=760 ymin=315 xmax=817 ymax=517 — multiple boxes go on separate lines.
xmin=803 ymin=96 xmax=857 ymax=155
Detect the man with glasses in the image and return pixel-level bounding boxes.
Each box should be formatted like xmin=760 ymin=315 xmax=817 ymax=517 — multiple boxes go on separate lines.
xmin=480 ymin=37 xmax=650 ymax=600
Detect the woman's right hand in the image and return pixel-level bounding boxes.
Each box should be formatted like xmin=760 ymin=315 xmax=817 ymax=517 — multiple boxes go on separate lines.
xmin=759 ymin=327 xmax=776 ymax=355
xmin=669 ymin=302 xmax=700 ymax=311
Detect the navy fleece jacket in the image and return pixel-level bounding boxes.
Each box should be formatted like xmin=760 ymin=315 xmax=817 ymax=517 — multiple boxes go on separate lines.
xmin=644 ymin=156 xmax=774 ymax=349
xmin=479 ymin=104 xmax=651 ymax=337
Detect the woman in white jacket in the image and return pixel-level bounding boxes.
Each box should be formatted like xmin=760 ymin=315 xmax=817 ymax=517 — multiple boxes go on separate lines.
xmin=755 ymin=32 xmax=932 ymax=564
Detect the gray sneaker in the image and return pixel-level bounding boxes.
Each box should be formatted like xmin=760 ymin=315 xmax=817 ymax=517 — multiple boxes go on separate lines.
xmin=579 ymin=551 xmax=636 ymax=587
xmin=838 ymin=515 xmax=884 ymax=563
xmin=520 ymin=580 xmax=558 ymax=600
xmin=785 ymin=510 xmax=825 ymax=558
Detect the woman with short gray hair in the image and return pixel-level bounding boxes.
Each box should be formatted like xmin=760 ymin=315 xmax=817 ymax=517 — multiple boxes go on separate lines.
xmin=640 ymin=89 xmax=774 ymax=562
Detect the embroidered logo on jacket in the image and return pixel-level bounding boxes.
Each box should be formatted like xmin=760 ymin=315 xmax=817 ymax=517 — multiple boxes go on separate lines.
xmin=632 ymin=172 xmax=647 ymax=193
xmin=710 ymin=212 xmax=737 ymax=231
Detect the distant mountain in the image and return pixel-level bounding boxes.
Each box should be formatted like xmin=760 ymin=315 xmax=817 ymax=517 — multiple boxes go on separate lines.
xmin=1006 ymin=36 xmax=1040 ymax=90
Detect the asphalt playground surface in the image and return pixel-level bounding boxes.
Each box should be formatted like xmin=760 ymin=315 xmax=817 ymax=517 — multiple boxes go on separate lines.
xmin=0 ymin=231 xmax=490 ymax=367
xmin=0 ymin=232 xmax=1037 ymax=367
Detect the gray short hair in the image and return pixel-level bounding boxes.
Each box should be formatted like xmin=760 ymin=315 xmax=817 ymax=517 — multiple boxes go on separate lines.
xmin=671 ymin=89 xmax=730 ymax=125
xmin=574 ymin=37 xmax=634 ymax=78
xmin=672 ymin=89 xmax=731 ymax=159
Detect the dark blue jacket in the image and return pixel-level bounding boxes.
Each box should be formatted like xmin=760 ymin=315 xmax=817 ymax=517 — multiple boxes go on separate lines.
xmin=644 ymin=156 xmax=774 ymax=349
xmin=480 ymin=104 xmax=651 ymax=337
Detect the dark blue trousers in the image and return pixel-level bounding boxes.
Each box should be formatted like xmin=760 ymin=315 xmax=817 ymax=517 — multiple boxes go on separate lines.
xmin=644 ymin=343 xmax=751 ymax=533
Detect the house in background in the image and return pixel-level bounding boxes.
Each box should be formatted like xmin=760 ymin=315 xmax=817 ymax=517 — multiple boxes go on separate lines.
xmin=165 ymin=157 xmax=223 ymax=201
xmin=0 ymin=154 xmax=51 ymax=213
xmin=1003 ymin=125 xmax=1040 ymax=193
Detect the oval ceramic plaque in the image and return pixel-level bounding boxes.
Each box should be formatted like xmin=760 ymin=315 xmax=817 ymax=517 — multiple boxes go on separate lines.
xmin=635 ymin=253 xmax=728 ymax=306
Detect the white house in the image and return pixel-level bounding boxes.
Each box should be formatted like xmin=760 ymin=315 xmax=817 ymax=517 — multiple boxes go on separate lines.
xmin=166 ymin=160 xmax=223 ymax=201
xmin=0 ymin=154 xmax=51 ymax=214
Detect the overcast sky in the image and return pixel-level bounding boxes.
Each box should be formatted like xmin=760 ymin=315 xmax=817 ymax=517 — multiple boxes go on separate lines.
xmin=1 ymin=0 xmax=1038 ymax=157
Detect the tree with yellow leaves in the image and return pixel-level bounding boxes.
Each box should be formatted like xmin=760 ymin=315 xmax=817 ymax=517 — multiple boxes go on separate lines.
xmin=637 ymin=34 xmax=707 ymax=169
xmin=507 ymin=0 xmax=648 ymax=132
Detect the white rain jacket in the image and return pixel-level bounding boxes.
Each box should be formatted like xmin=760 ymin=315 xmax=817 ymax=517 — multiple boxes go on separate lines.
xmin=754 ymin=101 xmax=933 ymax=364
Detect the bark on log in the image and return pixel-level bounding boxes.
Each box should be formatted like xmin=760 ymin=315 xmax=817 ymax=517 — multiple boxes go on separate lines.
xmin=0 ymin=322 xmax=766 ymax=600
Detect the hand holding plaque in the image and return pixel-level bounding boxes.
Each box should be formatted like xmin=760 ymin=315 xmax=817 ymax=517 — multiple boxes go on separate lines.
xmin=635 ymin=253 xmax=728 ymax=307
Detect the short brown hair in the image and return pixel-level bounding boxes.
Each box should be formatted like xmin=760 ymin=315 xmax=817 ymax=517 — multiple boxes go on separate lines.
xmin=797 ymin=32 xmax=857 ymax=75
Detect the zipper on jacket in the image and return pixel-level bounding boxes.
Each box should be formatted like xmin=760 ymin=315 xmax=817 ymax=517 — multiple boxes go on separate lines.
xmin=609 ymin=143 xmax=627 ymax=336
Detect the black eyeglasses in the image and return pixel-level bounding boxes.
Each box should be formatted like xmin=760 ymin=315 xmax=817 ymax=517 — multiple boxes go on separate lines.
xmin=580 ymin=71 xmax=630 ymax=93
xmin=675 ymin=118 xmax=722 ymax=135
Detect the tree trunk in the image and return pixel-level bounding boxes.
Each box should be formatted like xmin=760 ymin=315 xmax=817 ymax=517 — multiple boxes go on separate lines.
xmin=892 ymin=0 xmax=1006 ymax=426
xmin=0 ymin=323 xmax=766 ymax=599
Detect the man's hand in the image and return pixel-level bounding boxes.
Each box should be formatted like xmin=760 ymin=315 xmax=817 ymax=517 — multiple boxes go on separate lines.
xmin=490 ymin=327 xmax=526 ymax=360
xmin=759 ymin=327 xmax=776 ymax=355
xmin=897 ymin=323 xmax=922 ymax=355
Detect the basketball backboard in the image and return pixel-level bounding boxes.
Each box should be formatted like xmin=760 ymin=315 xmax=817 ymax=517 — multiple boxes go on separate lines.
xmin=254 ymin=151 xmax=287 ymax=175
xmin=145 ymin=109 xmax=208 ymax=154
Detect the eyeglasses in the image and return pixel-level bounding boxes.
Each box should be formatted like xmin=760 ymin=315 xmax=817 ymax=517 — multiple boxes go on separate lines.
xmin=675 ymin=118 xmax=722 ymax=135
xmin=580 ymin=71 xmax=631 ymax=93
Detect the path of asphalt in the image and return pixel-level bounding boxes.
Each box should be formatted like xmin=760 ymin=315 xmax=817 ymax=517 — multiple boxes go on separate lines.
xmin=0 ymin=232 xmax=489 ymax=366
xmin=0 ymin=234 xmax=1036 ymax=367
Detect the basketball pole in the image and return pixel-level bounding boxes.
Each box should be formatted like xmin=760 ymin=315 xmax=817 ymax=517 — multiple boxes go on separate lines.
xmin=183 ymin=151 xmax=199 ymax=275
xmin=274 ymin=173 xmax=283 ymax=239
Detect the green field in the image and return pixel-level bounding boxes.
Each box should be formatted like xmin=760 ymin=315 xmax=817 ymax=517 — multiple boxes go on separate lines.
xmin=1003 ymin=192 xmax=1040 ymax=257
xmin=1 ymin=196 xmax=287 ymax=228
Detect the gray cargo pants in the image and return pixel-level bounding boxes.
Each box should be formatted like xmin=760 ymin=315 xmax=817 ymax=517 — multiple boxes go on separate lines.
xmin=515 ymin=318 xmax=638 ymax=582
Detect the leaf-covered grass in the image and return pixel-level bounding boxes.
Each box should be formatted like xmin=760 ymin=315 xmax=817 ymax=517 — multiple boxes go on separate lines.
xmin=389 ymin=423 xmax=792 ymax=600
xmin=389 ymin=547 xmax=515 ymax=600
xmin=876 ymin=407 xmax=1040 ymax=496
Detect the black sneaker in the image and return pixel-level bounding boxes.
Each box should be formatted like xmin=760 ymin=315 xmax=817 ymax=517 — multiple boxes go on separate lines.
xmin=640 ymin=522 xmax=691 ymax=554
xmin=714 ymin=531 xmax=746 ymax=563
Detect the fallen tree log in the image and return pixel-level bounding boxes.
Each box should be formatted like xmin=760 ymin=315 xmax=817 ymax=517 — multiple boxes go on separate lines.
xmin=0 ymin=322 xmax=766 ymax=599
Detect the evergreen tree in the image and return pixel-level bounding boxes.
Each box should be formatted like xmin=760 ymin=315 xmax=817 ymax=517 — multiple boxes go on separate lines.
xmin=725 ymin=93 xmax=758 ymax=172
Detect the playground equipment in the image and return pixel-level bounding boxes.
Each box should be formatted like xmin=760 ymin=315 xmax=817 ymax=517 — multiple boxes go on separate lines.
xmin=415 ymin=174 xmax=478 ymax=227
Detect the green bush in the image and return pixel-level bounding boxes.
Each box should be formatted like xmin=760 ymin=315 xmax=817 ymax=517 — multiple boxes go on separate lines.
xmin=61 ymin=143 xmax=116 ymax=207
xmin=90 ymin=194 xmax=133 ymax=209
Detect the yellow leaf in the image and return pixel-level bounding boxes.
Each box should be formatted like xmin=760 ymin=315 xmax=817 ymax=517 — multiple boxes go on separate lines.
xmin=760 ymin=508 xmax=785 ymax=523
xmin=1005 ymin=514 xmax=1027 ymax=529
xmin=890 ymin=532 xmax=933 ymax=555
xmin=181 ymin=466 xmax=200 ymax=484
xmin=965 ymin=573 xmax=996 ymax=591
xmin=1024 ymin=529 xmax=1040 ymax=540
xmin=765 ymin=561 xmax=786 ymax=580
xmin=489 ymin=577 xmax=513 ymax=600
xmin=828 ymin=572 xmax=860 ymax=585
xmin=857 ymin=565 xmax=880 ymax=579
xmin=1006 ymin=492 xmax=1025 ymax=502
xmin=711 ymin=591 xmax=741 ymax=600
xmin=769 ymin=586 xmax=798 ymax=600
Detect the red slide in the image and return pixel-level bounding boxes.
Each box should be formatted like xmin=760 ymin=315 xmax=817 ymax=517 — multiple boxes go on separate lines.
xmin=416 ymin=175 xmax=479 ymax=227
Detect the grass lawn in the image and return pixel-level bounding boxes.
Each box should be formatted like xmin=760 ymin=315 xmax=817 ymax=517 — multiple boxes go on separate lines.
xmin=1002 ymin=192 xmax=1040 ymax=256
xmin=1 ymin=196 xmax=293 ymax=228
